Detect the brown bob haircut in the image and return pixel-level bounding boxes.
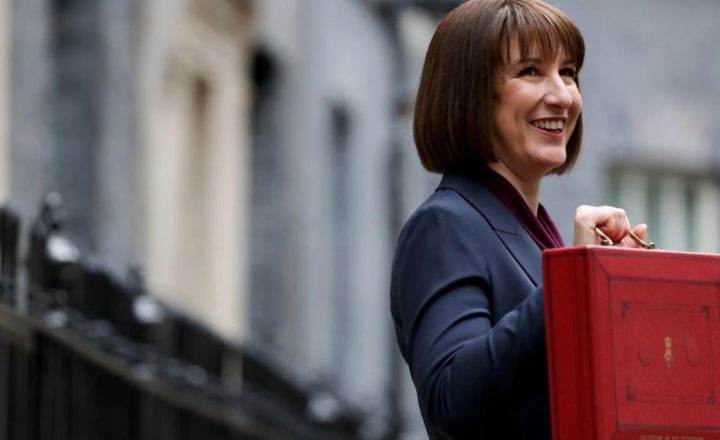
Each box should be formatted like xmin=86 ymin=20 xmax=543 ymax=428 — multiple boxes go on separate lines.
xmin=413 ymin=0 xmax=585 ymax=175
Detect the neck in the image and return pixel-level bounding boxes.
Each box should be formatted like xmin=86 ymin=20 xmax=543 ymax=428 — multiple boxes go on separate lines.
xmin=487 ymin=162 xmax=541 ymax=215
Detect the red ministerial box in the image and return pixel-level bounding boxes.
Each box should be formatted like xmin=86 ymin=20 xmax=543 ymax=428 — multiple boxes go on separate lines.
xmin=543 ymin=246 xmax=720 ymax=440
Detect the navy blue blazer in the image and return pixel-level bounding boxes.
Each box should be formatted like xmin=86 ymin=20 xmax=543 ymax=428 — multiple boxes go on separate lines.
xmin=390 ymin=172 xmax=551 ymax=439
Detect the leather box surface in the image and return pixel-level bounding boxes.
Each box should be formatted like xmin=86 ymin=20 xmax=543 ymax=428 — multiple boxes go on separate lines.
xmin=543 ymin=247 xmax=720 ymax=440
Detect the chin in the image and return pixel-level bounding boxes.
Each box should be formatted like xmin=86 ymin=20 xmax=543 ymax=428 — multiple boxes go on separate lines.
xmin=536 ymin=154 xmax=567 ymax=170
xmin=535 ymin=162 xmax=565 ymax=177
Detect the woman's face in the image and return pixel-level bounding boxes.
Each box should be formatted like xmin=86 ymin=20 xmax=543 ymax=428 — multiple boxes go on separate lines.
xmin=490 ymin=38 xmax=582 ymax=182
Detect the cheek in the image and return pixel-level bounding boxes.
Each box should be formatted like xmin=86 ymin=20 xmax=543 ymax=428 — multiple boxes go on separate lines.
xmin=572 ymin=90 xmax=583 ymax=115
xmin=493 ymin=107 xmax=511 ymax=136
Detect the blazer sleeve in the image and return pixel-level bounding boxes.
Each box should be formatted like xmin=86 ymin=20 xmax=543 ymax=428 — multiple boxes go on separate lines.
xmin=391 ymin=195 xmax=546 ymax=436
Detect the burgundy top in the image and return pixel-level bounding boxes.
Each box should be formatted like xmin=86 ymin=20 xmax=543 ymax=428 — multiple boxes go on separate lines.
xmin=480 ymin=169 xmax=565 ymax=250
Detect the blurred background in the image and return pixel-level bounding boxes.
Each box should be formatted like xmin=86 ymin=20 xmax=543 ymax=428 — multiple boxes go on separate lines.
xmin=0 ymin=0 xmax=718 ymax=439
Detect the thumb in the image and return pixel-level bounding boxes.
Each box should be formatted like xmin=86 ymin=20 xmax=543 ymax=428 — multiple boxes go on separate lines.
xmin=632 ymin=223 xmax=648 ymax=240
xmin=618 ymin=223 xmax=650 ymax=248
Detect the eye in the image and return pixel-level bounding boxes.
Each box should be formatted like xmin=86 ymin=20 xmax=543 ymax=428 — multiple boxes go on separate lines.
xmin=518 ymin=66 xmax=539 ymax=77
xmin=560 ymin=67 xmax=577 ymax=80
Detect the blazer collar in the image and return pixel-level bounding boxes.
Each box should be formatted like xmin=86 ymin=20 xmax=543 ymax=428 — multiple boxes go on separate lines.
xmin=437 ymin=172 xmax=520 ymax=233
xmin=437 ymin=171 xmax=542 ymax=286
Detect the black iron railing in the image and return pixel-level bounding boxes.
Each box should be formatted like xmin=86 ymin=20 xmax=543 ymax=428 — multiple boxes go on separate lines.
xmin=0 ymin=195 xmax=360 ymax=440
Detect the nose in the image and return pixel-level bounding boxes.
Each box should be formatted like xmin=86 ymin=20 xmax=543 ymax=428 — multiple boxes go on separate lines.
xmin=543 ymin=73 xmax=573 ymax=109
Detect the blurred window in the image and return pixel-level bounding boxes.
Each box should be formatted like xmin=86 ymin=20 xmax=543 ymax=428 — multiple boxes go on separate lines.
xmin=144 ymin=8 xmax=249 ymax=338
xmin=610 ymin=166 xmax=720 ymax=253
xmin=330 ymin=104 xmax=351 ymax=379
xmin=249 ymin=49 xmax=286 ymax=350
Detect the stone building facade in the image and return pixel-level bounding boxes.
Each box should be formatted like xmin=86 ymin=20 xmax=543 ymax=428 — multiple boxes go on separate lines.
xmin=5 ymin=0 xmax=444 ymax=437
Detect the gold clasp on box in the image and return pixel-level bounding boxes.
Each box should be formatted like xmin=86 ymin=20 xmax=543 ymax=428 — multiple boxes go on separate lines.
xmin=593 ymin=227 xmax=655 ymax=249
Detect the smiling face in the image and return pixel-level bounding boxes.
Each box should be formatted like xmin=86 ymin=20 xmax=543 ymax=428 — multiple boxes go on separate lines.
xmin=490 ymin=38 xmax=582 ymax=184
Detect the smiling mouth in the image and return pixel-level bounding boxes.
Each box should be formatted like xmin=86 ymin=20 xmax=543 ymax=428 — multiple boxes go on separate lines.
xmin=531 ymin=119 xmax=565 ymax=134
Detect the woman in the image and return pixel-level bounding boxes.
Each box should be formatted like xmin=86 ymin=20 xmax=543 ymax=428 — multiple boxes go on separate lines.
xmin=389 ymin=1 xmax=648 ymax=438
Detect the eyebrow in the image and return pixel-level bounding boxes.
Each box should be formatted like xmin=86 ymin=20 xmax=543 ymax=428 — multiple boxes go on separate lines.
xmin=516 ymin=57 xmax=543 ymax=64
xmin=513 ymin=57 xmax=576 ymax=65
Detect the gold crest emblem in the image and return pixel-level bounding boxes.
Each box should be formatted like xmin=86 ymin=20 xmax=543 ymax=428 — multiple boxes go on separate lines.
xmin=664 ymin=336 xmax=673 ymax=368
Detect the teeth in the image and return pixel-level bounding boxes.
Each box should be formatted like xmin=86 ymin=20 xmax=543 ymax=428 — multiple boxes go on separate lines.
xmin=532 ymin=119 xmax=564 ymax=130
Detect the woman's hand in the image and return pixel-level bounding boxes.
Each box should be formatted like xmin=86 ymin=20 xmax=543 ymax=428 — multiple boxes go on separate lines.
xmin=573 ymin=205 xmax=648 ymax=247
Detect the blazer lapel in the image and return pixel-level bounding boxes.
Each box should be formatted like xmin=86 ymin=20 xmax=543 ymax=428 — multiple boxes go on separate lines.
xmin=437 ymin=172 xmax=542 ymax=287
